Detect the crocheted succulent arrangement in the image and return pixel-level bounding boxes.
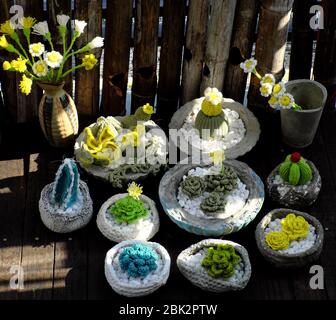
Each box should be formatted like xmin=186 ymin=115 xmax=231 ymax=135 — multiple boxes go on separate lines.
xmin=265 ymin=213 xmax=309 ymax=251
xmin=201 ymin=192 xmax=226 ymax=214
xmin=180 ymin=176 xmax=207 ymax=199
xmin=201 ymin=244 xmax=241 ymax=278
xmin=205 ymin=166 xmax=238 ymax=194
xmin=119 ymin=243 xmax=159 ymax=278
xmin=279 ymin=152 xmax=313 ymax=186
xmin=195 ymin=88 xmax=229 ymax=139
xmin=109 ymin=182 xmax=149 ymax=224
xmin=121 ymin=104 xmax=155 ymax=129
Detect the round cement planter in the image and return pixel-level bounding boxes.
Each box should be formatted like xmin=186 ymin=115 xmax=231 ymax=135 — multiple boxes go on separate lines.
xmin=159 ymin=159 xmax=265 ymax=236
xmin=267 ymin=160 xmax=322 ymax=208
xmin=255 ymin=209 xmax=324 ymax=269
xmin=281 ymin=80 xmax=327 ymax=148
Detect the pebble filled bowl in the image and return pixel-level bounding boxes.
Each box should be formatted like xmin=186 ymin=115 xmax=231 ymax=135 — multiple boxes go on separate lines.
xmin=255 ymin=209 xmax=324 ymax=269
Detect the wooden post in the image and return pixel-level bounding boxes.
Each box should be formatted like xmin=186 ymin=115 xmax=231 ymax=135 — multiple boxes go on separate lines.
xmin=157 ymin=0 xmax=186 ymax=124
xmin=289 ymin=0 xmax=315 ymax=80
xmin=181 ymin=0 xmax=209 ymax=104
xmin=200 ymin=0 xmax=237 ymax=93
xmin=101 ymin=0 xmax=133 ymax=116
xmin=248 ymin=0 xmax=294 ymax=110
xmin=74 ymin=0 xmax=102 ymax=117
xmin=224 ymin=0 xmax=260 ymax=103
xmin=131 ymin=0 xmax=160 ymax=113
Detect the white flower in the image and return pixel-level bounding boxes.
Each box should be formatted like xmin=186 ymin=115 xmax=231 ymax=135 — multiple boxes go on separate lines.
xmin=29 ymin=42 xmax=45 ymax=57
xmin=272 ymin=82 xmax=286 ymax=97
xmin=204 ymin=87 xmax=223 ymax=105
xmin=88 ymin=36 xmax=104 ymax=49
xmin=57 ymin=14 xmax=70 ymax=26
xmin=32 ymin=60 xmax=48 ymax=77
xmin=278 ymin=93 xmax=295 ymax=109
xmin=260 ymin=83 xmax=273 ymax=97
xmin=240 ymin=58 xmax=257 ymax=73
xmin=32 ymin=21 xmax=49 ymax=36
xmin=261 ymin=73 xmax=276 ymax=86
xmin=44 ymin=51 xmax=63 ymax=68
xmin=74 ymin=20 xmax=87 ymax=34
xmin=268 ymin=95 xmax=280 ymax=110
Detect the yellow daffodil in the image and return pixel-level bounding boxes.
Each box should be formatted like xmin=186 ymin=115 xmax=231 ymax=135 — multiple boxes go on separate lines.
xmin=20 ymin=17 xmax=37 ymax=29
xmin=0 ymin=20 xmax=15 ymax=35
xmin=278 ymin=93 xmax=295 ymax=109
xmin=32 ymin=61 xmax=48 ymax=77
xmin=265 ymin=231 xmax=290 ymax=251
xmin=127 ymin=182 xmax=143 ymax=200
xmin=11 ymin=57 xmax=28 ymax=73
xmin=272 ymin=82 xmax=286 ymax=98
xmin=142 ymin=103 xmax=154 ymax=115
xmin=19 ymin=75 xmax=33 ymax=95
xmin=210 ymin=150 xmax=225 ymax=166
xmin=0 ymin=35 xmax=9 ymax=48
xmin=3 ymin=61 xmax=11 ymax=71
xmin=82 ymin=54 xmax=98 ymax=70
xmin=281 ymin=214 xmax=309 ymax=241
xmin=260 ymin=83 xmax=273 ymax=97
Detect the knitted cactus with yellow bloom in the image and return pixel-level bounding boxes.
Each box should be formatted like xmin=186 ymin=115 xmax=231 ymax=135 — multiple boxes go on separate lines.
xmin=279 ymin=152 xmax=313 ymax=186
xmin=121 ymin=103 xmax=155 ymax=129
xmin=195 ymin=88 xmax=229 ymax=139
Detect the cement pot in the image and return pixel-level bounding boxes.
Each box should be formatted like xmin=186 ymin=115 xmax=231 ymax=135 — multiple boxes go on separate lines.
xmin=281 ymin=80 xmax=327 ymax=148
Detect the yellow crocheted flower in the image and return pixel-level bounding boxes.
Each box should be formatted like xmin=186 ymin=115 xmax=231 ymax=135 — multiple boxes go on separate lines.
xmin=260 ymin=83 xmax=273 ymax=97
xmin=143 ymin=103 xmax=154 ymax=115
xmin=19 ymin=75 xmax=33 ymax=96
xmin=3 ymin=61 xmax=11 ymax=71
xmin=201 ymin=100 xmax=223 ymax=117
xmin=82 ymin=54 xmax=98 ymax=71
xmin=265 ymin=231 xmax=290 ymax=251
xmin=0 ymin=20 xmax=15 ymax=35
xmin=127 ymin=182 xmax=143 ymax=200
xmin=268 ymin=95 xmax=279 ymax=110
xmin=279 ymin=93 xmax=295 ymax=109
xmin=0 ymin=35 xmax=9 ymax=48
xmin=281 ymin=214 xmax=309 ymax=241
xmin=20 ymin=17 xmax=37 ymax=29
xmin=272 ymin=82 xmax=286 ymax=98
xmin=210 ymin=150 xmax=225 ymax=166
xmin=11 ymin=57 xmax=28 ymax=73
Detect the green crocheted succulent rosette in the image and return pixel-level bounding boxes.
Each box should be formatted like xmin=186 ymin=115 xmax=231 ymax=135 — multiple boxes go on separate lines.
xmin=180 ymin=176 xmax=207 ymax=199
xmin=279 ymin=152 xmax=313 ymax=186
xmin=201 ymin=192 xmax=227 ymax=215
xmin=205 ymin=166 xmax=238 ymax=194
xmin=201 ymin=244 xmax=241 ymax=278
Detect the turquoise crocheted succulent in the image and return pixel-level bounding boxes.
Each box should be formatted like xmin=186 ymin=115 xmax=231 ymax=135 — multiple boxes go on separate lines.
xmin=119 ymin=244 xmax=158 ymax=278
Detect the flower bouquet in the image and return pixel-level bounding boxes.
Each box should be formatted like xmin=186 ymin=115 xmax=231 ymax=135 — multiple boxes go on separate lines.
xmin=0 ymin=16 xmax=104 ymax=147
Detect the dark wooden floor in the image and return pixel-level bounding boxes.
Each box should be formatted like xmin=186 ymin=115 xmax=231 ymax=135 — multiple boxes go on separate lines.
xmin=0 ymin=107 xmax=335 ymax=301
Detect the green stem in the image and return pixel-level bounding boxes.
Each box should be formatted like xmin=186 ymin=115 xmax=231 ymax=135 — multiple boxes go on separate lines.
xmin=62 ymin=64 xmax=84 ymax=78
xmin=293 ymin=103 xmax=302 ymax=111
xmin=253 ymin=68 xmax=262 ymax=80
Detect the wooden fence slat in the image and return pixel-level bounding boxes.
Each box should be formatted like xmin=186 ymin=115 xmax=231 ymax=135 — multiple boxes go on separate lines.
xmin=289 ymin=0 xmax=315 ymax=80
xmin=248 ymin=0 xmax=294 ymax=110
xmin=200 ymin=0 xmax=237 ymax=93
xmin=157 ymin=0 xmax=186 ymax=124
xmin=101 ymin=0 xmax=133 ymax=117
xmin=224 ymin=0 xmax=260 ymax=103
xmin=131 ymin=0 xmax=160 ymax=113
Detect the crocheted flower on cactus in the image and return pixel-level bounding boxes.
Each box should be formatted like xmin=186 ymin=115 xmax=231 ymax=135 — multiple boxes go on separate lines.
xmin=210 ymin=150 xmax=225 ymax=166
xmin=201 ymin=192 xmax=226 ymax=214
xmin=281 ymin=213 xmax=309 ymax=241
xmin=127 ymin=182 xmax=143 ymax=200
xmin=205 ymin=166 xmax=238 ymax=194
xmin=180 ymin=176 xmax=207 ymax=199
xmin=121 ymin=104 xmax=154 ymax=129
xmin=265 ymin=231 xmax=290 ymax=251
xmin=119 ymin=244 xmax=158 ymax=278
xmin=279 ymin=153 xmax=313 ymax=186
xmin=202 ymin=244 xmax=241 ymax=278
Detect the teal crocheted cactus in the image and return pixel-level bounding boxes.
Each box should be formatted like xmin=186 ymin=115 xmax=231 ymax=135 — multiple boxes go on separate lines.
xmin=202 ymin=244 xmax=241 ymax=278
xmin=180 ymin=176 xmax=207 ymax=199
xmin=51 ymin=159 xmax=80 ymax=210
xmin=201 ymin=192 xmax=226 ymax=214
xmin=205 ymin=166 xmax=238 ymax=194
xmin=121 ymin=104 xmax=154 ymax=129
xmin=279 ymin=152 xmax=313 ymax=186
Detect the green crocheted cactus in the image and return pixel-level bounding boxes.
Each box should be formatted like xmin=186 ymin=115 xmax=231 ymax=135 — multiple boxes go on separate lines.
xmin=202 ymin=244 xmax=241 ymax=278
xmin=180 ymin=176 xmax=207 ymax=199
xmin=201 ymin=192 xmax=226 ymax=214
xmin=195 ymin=111 xmax=229 ymax=140
xmin=205 ymin=166 xmax=238 ymax=194
xmin=121 ymin=104 xmax=154 ymax=129
xmin=279 ymin=152 xmax=313 ymax=186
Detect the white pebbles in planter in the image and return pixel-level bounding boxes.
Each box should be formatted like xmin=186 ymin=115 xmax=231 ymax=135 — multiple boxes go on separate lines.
xmin=105 ymin=240 xmax=171 ymax=297
xmin=177 ymin=239 xmax=252 ymax=293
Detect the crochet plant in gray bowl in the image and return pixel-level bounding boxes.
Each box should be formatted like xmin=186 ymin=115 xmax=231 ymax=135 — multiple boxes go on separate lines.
xmin=39 ymin=159 xmax=93 ymax=233
xmin=255 ymin=209 xmax=324 ymax=269
xmin=177 ymin=239 xmax=252 ymax=293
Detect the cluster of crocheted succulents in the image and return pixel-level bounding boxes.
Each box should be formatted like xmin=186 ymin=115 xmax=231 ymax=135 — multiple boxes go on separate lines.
xmin=119 ymin=244 xmax=159 ymax=278
xmin=265 ymin=213 xmax=309 ymax=251
xmin=205 ymin=166 xmax=238 ymax=194
xmin=202 ymin=244 xmax=241 ymax=278
xmin=180 ymin=176 xmax=207 ymax=199
xmin=279 ymin=152 xmax=312 ymax=186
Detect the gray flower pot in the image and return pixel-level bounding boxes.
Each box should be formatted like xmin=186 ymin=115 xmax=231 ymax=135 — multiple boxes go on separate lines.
xmin=281 ymin=80 xmax=327 ymax=148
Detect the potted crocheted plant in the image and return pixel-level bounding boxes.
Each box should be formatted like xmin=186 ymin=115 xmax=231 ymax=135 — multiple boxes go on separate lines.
xmin=255 ymin=209 xmax=324 ymax=269
xmin=39 ymin=159 xmax=93 ymax=233
xmin=177 ymin=239 xmax=251 ymax=293
xmin=105 ymin=240 xmax=171 ymax=297
xmin=74 ymin=104 xmax=167 ymax=188
xmin=97 ymin=182 xmax=160 ymax=243
xmin=267 ymin=152 xmax=321 ymax=208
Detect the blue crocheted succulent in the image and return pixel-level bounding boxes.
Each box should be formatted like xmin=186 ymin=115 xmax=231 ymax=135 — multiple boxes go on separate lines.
xmin=119 ymin=244 xmax=159 ymax=278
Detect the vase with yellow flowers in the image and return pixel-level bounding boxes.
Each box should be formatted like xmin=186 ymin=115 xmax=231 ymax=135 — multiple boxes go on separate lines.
xmin=0 ymin=16 xmax=104 ymax=147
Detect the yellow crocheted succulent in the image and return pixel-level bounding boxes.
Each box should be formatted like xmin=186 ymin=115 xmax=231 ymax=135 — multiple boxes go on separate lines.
xmin=201 ymin=100 xmax=223 ymax=117
xmin=265 ymin=231 xmax=290 ymax=251
xmin=281 ymin=214 xmax=309 ymax=241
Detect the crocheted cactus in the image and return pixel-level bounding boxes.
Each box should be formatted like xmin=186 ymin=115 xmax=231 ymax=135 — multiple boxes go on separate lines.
xmin=202 ymin=244 xmax=241 ymax=278
xmin=205 ymin=166 xmax=238 ymax=194
xmin=201 ymin=192 xmax=226 ymax=214
xmin=279 ymin=152 xmax=313 ymax=186
xmin=180 ymin=176 xmax=207 ymax=199
xmin=121 ymin=103 xmax=154 ymax=129
xmin=119 ymin=244 xmax=158 ymax=278
xmin=51 ymin=159 xmax=80 ymax=210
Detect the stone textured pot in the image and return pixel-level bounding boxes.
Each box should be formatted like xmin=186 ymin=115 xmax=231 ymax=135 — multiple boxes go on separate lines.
xmin=255 ymin=209 xmax=324 ymax=269
xmin=97 ymin=194 xmax=160 ymax=243
xmin=281 ymin=80 xmax=327 ymax=148
xmin=159 ymin=159 xmax=265 ymax=237
xmin=38 ymin=82 xmax=79 ymax=148
xmin=177 ymin=239 xmax=252 ymax=293
xmin=267 ymin=160 xmax=321 ymax=208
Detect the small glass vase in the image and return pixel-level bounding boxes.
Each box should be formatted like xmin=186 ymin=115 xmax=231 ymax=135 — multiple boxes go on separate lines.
xmin=38 ymin=82 xmax=79 ymax=148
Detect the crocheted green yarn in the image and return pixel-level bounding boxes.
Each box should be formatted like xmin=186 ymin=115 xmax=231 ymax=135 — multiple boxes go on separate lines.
xmin=181 ymin=176 xmax=207 ymax=199
xmin=195 ymin=111 xmax=229 ymax=140
xmin=205 ymin=166 xmax=238 ymax=194
xmin=202 ymin=244 xmax=241 ymax=278
xmin=201 ymin=192 xmax=226 ymax=214
xmin=109 ymin=195 xmax=149 ymax=224
xmin=121 ymin=105 xmax=153 ymax=129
